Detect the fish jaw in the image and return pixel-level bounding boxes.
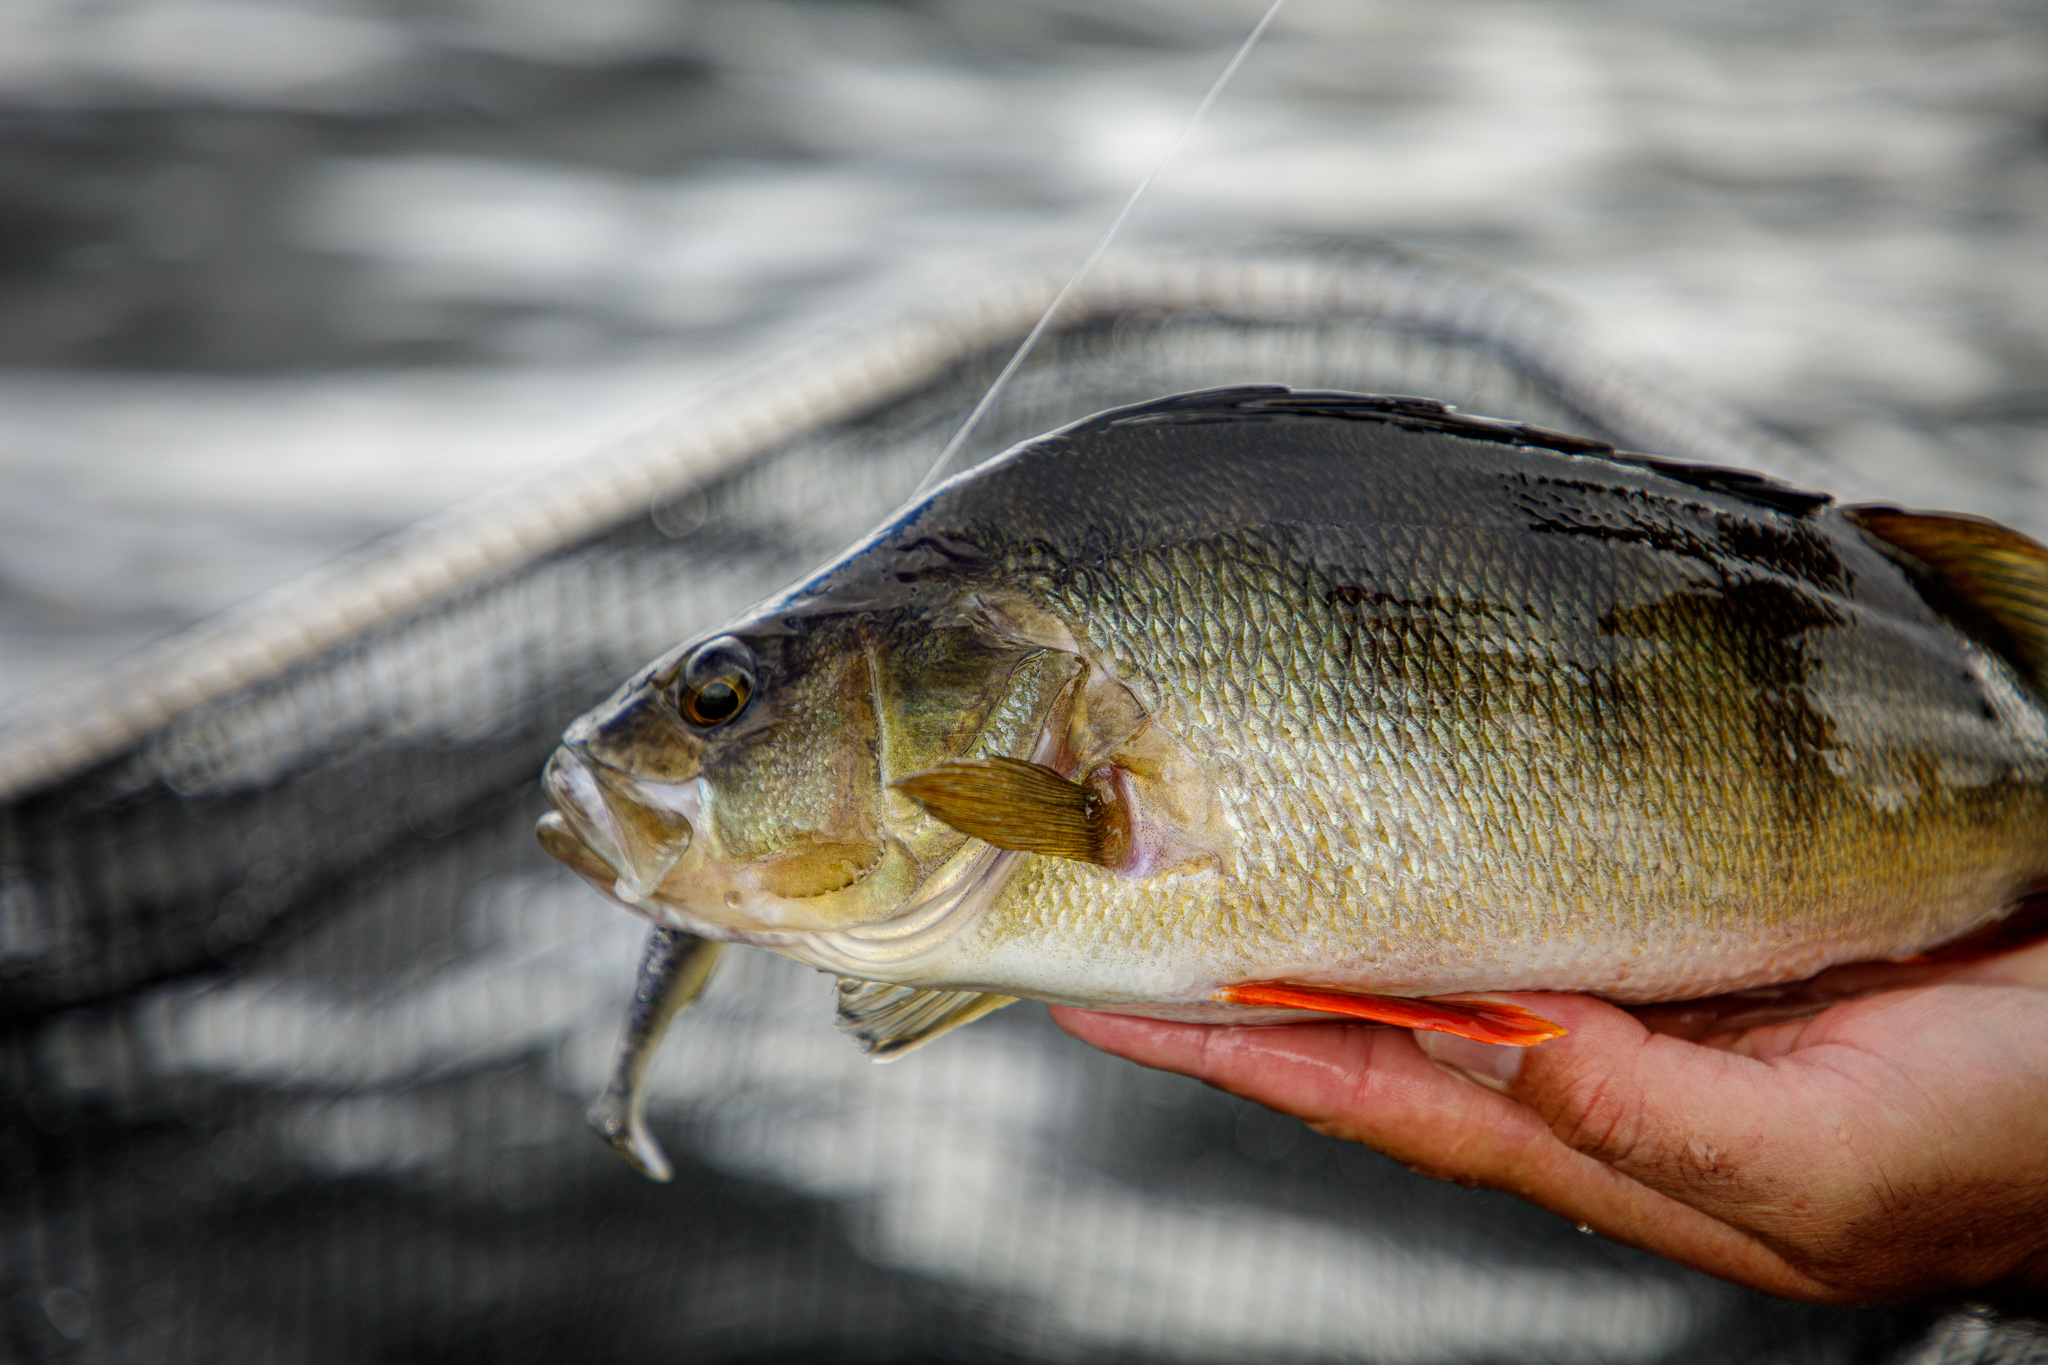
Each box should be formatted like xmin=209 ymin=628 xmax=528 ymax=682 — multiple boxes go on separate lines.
xmin=541 ymin=747 xmax=697 ymax=904
xmin=535 ymin=803 xmax=1021 ymax=988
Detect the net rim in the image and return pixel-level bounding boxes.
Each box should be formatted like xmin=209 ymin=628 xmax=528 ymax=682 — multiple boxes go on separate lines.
xmin=0 ymin=248 xmax=1822 ymax=800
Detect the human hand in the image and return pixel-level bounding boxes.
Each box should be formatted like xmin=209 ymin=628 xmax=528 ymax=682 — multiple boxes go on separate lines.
xmin=1052 ymin=942 xmax=2048 ymax=1308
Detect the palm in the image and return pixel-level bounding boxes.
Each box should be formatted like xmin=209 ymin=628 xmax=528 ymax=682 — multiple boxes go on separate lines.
xmin=1052 ymin=944 xmax=2048 ymax=1307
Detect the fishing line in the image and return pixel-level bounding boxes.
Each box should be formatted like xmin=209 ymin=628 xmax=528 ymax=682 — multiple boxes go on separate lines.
xmin=909 ymin=0 xmax=1288 ymax=497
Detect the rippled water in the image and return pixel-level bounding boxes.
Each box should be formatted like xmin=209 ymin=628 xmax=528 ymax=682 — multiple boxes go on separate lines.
xmin=5 ymin=3 xmax=2048 ymax=1363
xmin=4 ymin=0 xmax=2046 ymax=706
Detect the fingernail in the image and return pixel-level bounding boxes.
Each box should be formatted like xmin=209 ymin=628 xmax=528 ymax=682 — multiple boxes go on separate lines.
xmin=1414 ymin=1030 xmax=1524 ymax=1091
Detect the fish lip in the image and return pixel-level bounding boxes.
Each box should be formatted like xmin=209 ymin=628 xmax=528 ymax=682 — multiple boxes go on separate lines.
xmin=540 ymin=747 xmax=696 ymax=902
xmin=535 ymin=810 xmax=722 ymax=937
xmin=542 ymin=748 xmax=623 ymax=870
xmin=535 ymin=810 xmax=630 ymax=902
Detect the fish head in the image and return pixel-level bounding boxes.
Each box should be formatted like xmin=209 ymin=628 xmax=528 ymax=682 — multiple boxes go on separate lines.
xmin=538 ymin=586 xmax=1079 ymax=936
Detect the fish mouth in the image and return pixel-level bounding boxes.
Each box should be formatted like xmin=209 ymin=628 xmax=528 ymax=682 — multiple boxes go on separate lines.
xmin=539 ymin=739 xmax=1012 ymax=962
xmin=535 ymin=809 xmax=620 ymax=888
xmin=540 ymin=746 xmax=697 ymax=902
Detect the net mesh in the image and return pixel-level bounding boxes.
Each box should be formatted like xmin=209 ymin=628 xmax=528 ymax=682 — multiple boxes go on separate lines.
xmin=0 ymin=248 xmax=2027 ymax=1363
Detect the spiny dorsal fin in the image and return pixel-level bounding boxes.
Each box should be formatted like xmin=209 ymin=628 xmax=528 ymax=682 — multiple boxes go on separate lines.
xmin=1091 ymin=388 xmax=1834 ymax=518
xmin=1847 ymin=506 xmax=2048 ymax=690
xmin=834 ymin=979 xmax=1015 ymax=1060
xmin=893 ymin=756 xmax=1110 ymax=865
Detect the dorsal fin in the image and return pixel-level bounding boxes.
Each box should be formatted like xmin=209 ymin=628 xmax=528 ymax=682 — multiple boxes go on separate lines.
xmin=834 ymin=979 xmax=1016 ymax=1060
xmin=1091 ymin=386 xmax=1619 ymax=457
xmin=1847 ymin=506 xmax=2048 ymax=690
xmin=1084 ymin=386 xmax=1834 ymax=518
xmin=1607 ymin=453 xmax=1832 ymax=518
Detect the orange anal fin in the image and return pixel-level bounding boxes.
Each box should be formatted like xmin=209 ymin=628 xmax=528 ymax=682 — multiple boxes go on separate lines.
xmin=1216 ymin=983 xmax=1568 ymax=1047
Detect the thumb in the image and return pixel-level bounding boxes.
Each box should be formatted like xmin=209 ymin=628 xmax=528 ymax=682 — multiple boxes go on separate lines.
xmin=1416 ymin=993 xmax=1803 ymax=1218
xmin=1409 ymin=995 xmax=1864 ymax=1301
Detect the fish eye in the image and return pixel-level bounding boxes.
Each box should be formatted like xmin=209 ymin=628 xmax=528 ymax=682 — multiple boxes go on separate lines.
xmin=674 ymin=636 xmax=756 ymax=730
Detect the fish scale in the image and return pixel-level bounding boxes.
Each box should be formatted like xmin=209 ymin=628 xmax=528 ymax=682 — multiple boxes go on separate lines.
xmin=988 ymin=450 xmax=2028 ymax=986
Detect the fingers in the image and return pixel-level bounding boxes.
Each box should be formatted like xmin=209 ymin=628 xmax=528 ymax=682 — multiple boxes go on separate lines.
xmin=1442 ymin=993 xmax=1923 ymax=1294
xmin=1059 ymin=987 xmax=2048 ymax=1305
xmin=1060 ymin=998 xmax=1778 ymax=1216
xmin=1053 ymin=1007 xmax=1501 ymax=1153
xmin=1051 ymin=1006 xmax=1832 ymax=1299
xmin=1052 ymin=1006 xmax=1571 ymax=1191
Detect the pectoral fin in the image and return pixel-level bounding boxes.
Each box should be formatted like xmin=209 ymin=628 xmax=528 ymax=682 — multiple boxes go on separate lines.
xmin=835 ymin=979 xmax=1016 ymax=1059
xmin=587 ymin=927 xmax=723 ymax=1181
xmin=1216 ymin=982 xmax=1568 ymax=1046
xmin=893 ymin=756 xmax=1113 ymax=866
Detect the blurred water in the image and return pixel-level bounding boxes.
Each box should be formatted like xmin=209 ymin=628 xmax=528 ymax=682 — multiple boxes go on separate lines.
xmin=11 ymin=262 xmax=1942 ymax=1361
xmin=3 ymin=0 xmax=2047 ymax=706
xmin=4 ymin=4 xmax=2048 ymax=1363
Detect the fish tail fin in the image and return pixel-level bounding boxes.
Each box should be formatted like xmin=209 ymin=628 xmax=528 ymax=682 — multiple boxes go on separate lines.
xmin=1847 ymin=506 xmax=2048 ymax=692
xmin=1215 ymin=982 xmax=1567 ymax=1046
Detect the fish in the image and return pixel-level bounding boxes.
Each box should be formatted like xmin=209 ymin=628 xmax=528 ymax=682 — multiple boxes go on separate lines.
xmin=538 ymin=385 xmax=2048 ymax=1178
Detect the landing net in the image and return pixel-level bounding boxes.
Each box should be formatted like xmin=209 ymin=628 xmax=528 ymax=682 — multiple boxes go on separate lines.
xmin=0 ymin=249 xmax=1983 ymax=1363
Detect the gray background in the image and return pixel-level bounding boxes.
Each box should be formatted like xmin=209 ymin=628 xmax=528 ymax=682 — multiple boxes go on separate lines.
xmin=4 ymin=0 xmax=2046 ymax=705
xmin=3 ymin=3 xmax=2047 ymax=1363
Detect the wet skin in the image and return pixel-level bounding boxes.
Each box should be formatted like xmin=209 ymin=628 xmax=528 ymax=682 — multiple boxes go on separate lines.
xmin=1055 ymin=938 xmax=2048 ymax=1309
